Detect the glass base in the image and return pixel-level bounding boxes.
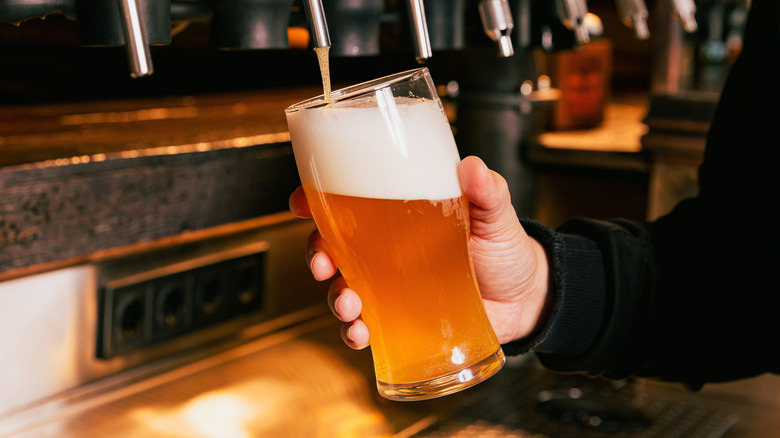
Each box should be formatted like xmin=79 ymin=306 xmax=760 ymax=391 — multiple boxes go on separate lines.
xmin=377 ymin=348 xmax=506 ymax=401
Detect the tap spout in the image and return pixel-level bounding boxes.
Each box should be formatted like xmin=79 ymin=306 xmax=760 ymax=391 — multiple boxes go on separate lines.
xmin=616 ymin=0 xmax=650 ymax=39
xmin=478 ymin=0 xmax=514 ymax=57
xmin=119 ymin=0 xmax=153 ymax=78
xmin=556 ymin=0 xmax=590 ymax=44
xmin=672 ymin=0 xmax=698 ymax=33
xmin=303 ymin=0 xmax=331 ymax=48
xmin=408 ymin=0 xmax=433 ymax=63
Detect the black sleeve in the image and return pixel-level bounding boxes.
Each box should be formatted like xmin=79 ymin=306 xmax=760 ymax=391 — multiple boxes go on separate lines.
xmin=503 ymin=0 xmax=780 ymax=388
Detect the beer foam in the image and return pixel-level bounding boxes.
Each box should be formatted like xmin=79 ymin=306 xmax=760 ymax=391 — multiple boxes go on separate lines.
xmin=287 ymin=97 xmax=462 ymax=200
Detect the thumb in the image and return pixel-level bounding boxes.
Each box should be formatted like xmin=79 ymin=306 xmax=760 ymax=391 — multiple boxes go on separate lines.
xmin=457 ymin=156 xmax=550 ymax=343
xmin=458 ymin=156 xmax=517 ymax=236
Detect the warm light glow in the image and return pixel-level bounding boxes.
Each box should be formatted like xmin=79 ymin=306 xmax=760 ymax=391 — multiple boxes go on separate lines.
xmin=181 ymin=393 xmax=254 ymax=438
xmin=59 ymin=107 xmax=199 ymax=126
xmin=131 ymin=382 xmax=275 ymax=438
xmin=31 ymin=133 xmax=292 ymax=170
xmin=288 ymin=27 xmax=310 ymax=50
xmin=520 ymin=80 xmax=534 ymax=96
xmin=127 ymin=341 xmax=395 ymax=437
xmin=538 ymin=75 xmax=551 ymax=91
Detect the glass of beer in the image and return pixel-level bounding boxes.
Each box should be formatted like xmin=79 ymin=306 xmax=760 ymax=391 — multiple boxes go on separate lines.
xmin=285 ymin=68 xmax=505 ymax=401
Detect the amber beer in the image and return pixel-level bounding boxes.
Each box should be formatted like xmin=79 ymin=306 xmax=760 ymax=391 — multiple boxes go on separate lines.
xmin=285 ymin=68 xmax=505 ymax=400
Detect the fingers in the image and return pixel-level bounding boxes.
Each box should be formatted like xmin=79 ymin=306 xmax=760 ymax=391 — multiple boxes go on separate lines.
xmin=306 ymin=229 xmax=338 ymax=281
xmin=289 ymin=186 xmax=312 ymax=218
xmin=291 ymin=186 xmax=338 ymax=281
xmin=328 ymin=277 xmax=370 ymax=349
xmin=290 ymin=186 xmax=369 ymax=350
xmin=340 ymin=318 xmax=370 ymax=350
xmin=327 ymin=277 xmax=361 ymax=321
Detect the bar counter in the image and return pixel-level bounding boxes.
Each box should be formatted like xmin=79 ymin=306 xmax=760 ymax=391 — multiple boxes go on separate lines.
xmin=0 ymin=88 xmax=319 ymax=279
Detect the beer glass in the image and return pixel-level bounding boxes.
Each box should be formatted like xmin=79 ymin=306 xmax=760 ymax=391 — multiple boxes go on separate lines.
xmin=285 ymin=68 xmax=505 ymax=401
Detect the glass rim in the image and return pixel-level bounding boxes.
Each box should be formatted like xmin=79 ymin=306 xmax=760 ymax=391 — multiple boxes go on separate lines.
xmin=285 ymin=67 xmax=430 ymax=113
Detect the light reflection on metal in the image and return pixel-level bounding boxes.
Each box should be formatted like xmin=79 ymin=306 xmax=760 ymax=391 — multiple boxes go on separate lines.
xmin=132 ymin=383 xmax=269 ymax=438
xmin=119 ymin=0 xmax=154 ymax=78
xmin=25 ymin=133 xmax=291 ymax=170
xmin=127 ymin=340 xmax=393 ymax=437
xmin=408 ymin=0 xmax=433 ymax=62
xmin=303 ymin=0 xmax=331 ymax=49
xmin=616 ymin=0 xmax=650 ymax=39
xmin=59 ymin=107 xmax=199 ymax=125
xmin=478 ymin=0 xmax=515 ymax=57
xmin=672 ymin=0 xmax=698 ymax=33
xmin=556 ymin=0 xmax=590 ymax=44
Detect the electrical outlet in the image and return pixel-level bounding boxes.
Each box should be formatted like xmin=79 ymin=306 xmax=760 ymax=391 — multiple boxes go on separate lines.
xmin=192 ymin=263 xmax=231 ymax=326
xmin=153 ymin=273 xmax=192 ymax=341
xmin=231 ymin=253 xmax=265 ymax=314
xmin=97 ymin=282 xmax=153 ymax=358
xmin=97 ymin=245 xmax=269 ymax=360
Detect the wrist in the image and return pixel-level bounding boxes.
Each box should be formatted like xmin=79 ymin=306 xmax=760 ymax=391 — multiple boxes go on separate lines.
xmin=480 ymin=228 xmax=552 ymax=345
xmin=517 ymin=236 xmax=552 ymax=339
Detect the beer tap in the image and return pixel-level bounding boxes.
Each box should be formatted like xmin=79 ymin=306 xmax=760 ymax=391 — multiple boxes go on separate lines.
xmin=407 ymin=0 xmax=433 ymax=63
xmin=672 ymin=0 xmax=698 ymax=33
xmin=320 ymin=0 xmax=383 ymax=56
xmin=616 ymin=0 xmax=650 ymax=39
xmin=555 ymin=0 xmax=590 ymax=44
xmin=478 ymin=0 xmax=514 ymax=57
xmin=427 ymin=0 xmax=466 ymax=51
xmin=303 ymin=0 xmax=331 ymax=49
xmin=119 ymin=0 xmax=153 ymax=78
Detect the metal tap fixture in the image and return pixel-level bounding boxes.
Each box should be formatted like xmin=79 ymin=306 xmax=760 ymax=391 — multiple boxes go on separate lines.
xmin=119 ymin=0 xmax=153 ymax=78
xmin=208 ymin=0 xmax=295 ymax=49
xmin=616 ymin=0 xmax=650 ymax=39
xmin=407 ymin=0 xmax=433 ymax=63
xmin=426 ymin=0 xmax=466 ymax=51
xmin=478 ymin=0 xmax=515 ymax=57
xmin=303 ymin=0 xmax=331 ymax=49
xmin=321 ymin=0 xmax=383 ymax=56
xmin=0 ymin=0 xmax=169 ymax=78
xmin=672 ymin=0 xmax=698 ymax=33
xmin=555 ymin=0 xmax=590 ymax=44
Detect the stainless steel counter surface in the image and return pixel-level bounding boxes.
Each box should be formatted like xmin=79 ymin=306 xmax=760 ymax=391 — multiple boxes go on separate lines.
xmin=4 ymin=313 xmax=778 ymax=438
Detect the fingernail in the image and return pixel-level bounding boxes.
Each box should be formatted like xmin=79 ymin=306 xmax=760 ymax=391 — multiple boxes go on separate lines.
xmin=332 ymin=292 xmax=343 ymax=320
xmin=309 ymin=251 xmax=320 ymax=271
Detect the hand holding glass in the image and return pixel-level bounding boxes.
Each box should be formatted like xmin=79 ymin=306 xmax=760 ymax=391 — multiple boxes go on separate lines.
xmin=285 ymin=68 xmax=505 ymax=401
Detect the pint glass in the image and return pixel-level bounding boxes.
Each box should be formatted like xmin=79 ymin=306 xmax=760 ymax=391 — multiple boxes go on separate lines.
xmin=285 ymin=68 xmax=505 ymax=401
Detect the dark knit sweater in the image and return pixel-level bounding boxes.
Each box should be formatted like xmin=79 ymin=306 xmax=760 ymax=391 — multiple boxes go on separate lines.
xmin=504 ymin=0 xmax=780 ymax=389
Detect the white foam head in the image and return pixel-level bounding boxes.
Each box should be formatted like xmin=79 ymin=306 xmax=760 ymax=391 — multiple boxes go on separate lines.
xmin=286 ymin=94 xmax=462 ymax=200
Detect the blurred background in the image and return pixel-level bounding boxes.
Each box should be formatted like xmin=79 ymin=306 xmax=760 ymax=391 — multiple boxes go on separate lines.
xmin=2 ymin=1 xmax=775 ymax=437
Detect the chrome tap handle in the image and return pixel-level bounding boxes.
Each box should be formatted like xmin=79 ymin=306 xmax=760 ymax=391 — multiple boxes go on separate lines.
xmin=672 ymin=0 xmax=698 ymax=33
xmin=408 ymin=0 xmax=433 ymax=62
xmin=555 ymin=0 xmax=590 ymax=44
xmin=616 ymin=0 xmax=650 ymax=39
xmin=303 ymin=0 xmax=331 ymax=48
xmin=118 ymin=0 xmax=153 ymax=78
xmin=478 ymin=0 xmax=514 ymax=57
